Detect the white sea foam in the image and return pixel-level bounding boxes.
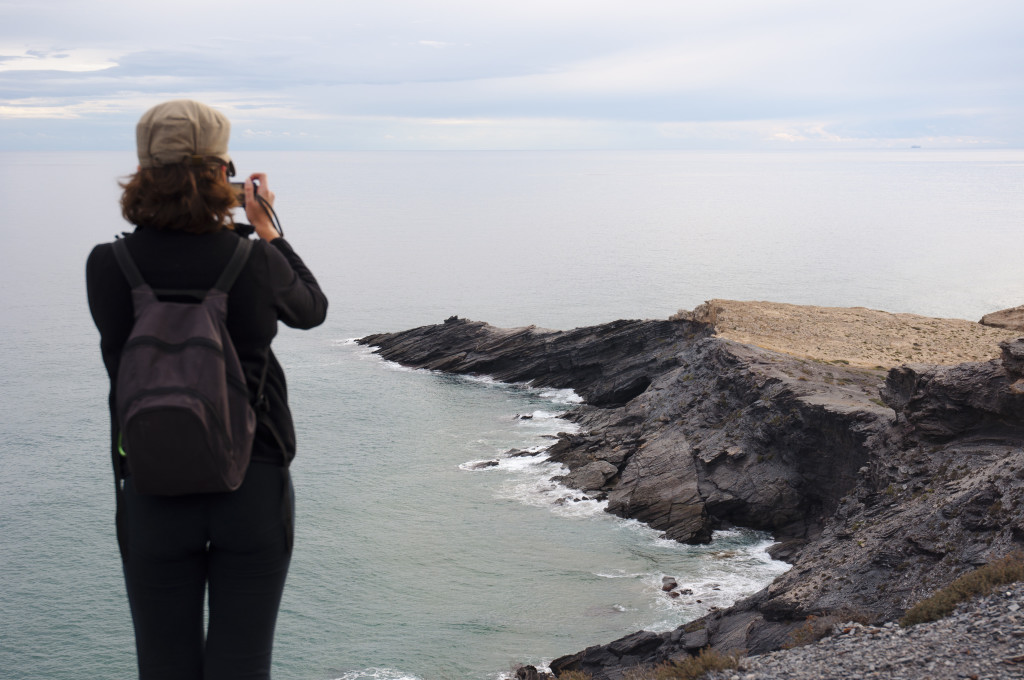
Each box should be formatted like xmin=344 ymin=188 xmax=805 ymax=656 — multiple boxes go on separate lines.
xmin=647 ymin=532 xmax=790 ymax=630
xmin=465 ymin=376 xmax=585 ymax=411
xmin=345 ymin=342 xmax=414 ymax=370
xmin=521 ymin=410 xmax=560 ymax=420
xmin=458 ymin=459 xmax=501 ymax=471
xmin=459 ymin=373 xmax=583 ymax=405
xmin=379 ymin=359 xmax=418 ymax=372
xmin=535 ymin=387 xmax=583 ymax=404
xmin=589 ymin=535 xmax=791 ymax=634
xmin=493 ymin=451 xmax=609 ymax=519
xmin=331 ymin=668 xmax=421 ymax=680
xmin=459 ymin=373 xmax=501 ymax=386
xmin=503 ymin=444 xmax=551 ymax=459
xmin=447 ymin=382 xmax=593 ymax=520
xmin=567 ymin=518 xmax=793 ymax=632
xmin=594 ymin=570 xmax=648 ymax=579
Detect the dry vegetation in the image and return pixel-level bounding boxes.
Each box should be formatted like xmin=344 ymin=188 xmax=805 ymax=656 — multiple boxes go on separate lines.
xmin=622 ymin=648 xmax=741 ymax=680
xmin=674 ymin=299 xmax=1020 ymax=368
xmin=899 ymin=552 xmax=1024 ymax=627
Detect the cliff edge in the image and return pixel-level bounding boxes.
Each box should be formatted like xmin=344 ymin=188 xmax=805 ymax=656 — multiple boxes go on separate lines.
xmin=357 ymin=301 xmax=1024 ymax=679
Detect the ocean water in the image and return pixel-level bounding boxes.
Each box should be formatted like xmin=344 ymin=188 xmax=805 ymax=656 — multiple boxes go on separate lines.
xmin=1 ymin=149 xmax=1022 ymax=680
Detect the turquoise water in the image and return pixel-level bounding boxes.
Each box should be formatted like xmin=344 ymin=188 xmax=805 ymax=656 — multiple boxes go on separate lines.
xmin=2 ymin=150 xmax=1022 ymax=679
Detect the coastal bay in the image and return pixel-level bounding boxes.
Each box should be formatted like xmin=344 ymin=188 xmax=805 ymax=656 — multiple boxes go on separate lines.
xmin=360 ymin=300 xmax=1024 ymax=678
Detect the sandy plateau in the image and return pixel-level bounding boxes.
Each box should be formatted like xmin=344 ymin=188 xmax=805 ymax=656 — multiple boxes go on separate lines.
xmin=678 ymin=299 xmax=1021 ymax=368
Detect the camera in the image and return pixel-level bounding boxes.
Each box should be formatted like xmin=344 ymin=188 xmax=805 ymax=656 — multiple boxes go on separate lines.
xmin=229 ymin=181 xmax=246 ymax=208
xmin=228 ymin=177 xmax=282 ymax=237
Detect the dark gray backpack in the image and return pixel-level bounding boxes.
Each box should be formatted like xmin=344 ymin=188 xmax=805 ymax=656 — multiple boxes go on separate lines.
xmin=112 ymin=237 xmax=257 ymax=495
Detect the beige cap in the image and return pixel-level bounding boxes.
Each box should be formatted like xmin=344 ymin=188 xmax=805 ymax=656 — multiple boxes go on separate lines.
xmin=136 ymin=99 xmax=232 ymax=169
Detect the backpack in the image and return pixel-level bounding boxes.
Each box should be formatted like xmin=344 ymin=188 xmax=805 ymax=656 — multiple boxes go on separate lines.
xmin=111 ymin=237 xmax=257 ymax=495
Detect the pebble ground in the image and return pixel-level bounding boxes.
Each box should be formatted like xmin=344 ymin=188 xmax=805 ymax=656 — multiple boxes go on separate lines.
xmin=706 ymin=582 xmax=1024 ymax=680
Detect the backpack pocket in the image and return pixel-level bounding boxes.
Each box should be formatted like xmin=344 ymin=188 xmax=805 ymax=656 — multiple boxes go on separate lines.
xmin=122 ymin=389 xmax=251 ymax=495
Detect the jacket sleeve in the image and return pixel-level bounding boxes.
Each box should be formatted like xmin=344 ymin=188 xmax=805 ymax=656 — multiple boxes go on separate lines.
xmin=266 ymin=238 xmax=328 ymax=329
xmin=85 ymin=242 xmax=132 ymax=479
xmin=85 ymin=242 xmax=133 ymax=381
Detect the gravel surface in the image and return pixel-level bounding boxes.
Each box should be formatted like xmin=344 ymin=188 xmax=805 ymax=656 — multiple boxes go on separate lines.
xmin=706 ymin=583 xmax=1024 ymax=680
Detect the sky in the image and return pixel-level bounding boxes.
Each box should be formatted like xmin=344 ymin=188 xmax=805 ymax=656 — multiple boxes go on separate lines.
xmin=1 ymin=0 xmax=1022 ymax=151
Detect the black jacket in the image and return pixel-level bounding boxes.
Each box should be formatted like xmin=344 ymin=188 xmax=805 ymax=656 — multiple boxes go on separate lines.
xmin=87 ymin=227 xmax=328 ymax=471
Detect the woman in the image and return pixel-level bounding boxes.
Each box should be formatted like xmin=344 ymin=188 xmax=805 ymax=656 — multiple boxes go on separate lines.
xmin=86 ymin=100 xmax=328 ymax=679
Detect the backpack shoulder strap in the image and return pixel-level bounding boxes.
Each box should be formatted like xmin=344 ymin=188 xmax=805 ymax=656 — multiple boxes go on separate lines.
xmin=111 ymin=238 xmax=147 ymax=289
xmin=212 ymin=237 xmax=254 ymax=293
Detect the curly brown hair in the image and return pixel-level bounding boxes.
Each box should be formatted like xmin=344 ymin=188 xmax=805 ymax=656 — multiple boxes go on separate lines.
xmin=120 ymin=162 xmax=238 ymax=233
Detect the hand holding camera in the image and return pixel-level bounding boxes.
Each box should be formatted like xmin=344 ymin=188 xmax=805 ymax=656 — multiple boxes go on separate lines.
xmin=231 ymin=172 xmax=283 ymax=241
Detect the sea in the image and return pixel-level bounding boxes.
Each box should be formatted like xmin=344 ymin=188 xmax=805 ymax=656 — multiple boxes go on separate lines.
xmin=2 ymin=149 xmax=1022 ymax=680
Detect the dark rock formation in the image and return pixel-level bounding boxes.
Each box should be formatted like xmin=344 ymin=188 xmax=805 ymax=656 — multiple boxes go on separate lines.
xmin=1000 ymin=338 xmax=1024 ymax=381
xmin=360 ymin=316 xmax=708 ymax=408
xmin=515 ymin=665 xmax=547 ymax=680
xmin=360 ymin=317 xmax=888 ymax=545
xmin=357 ymin=315 xmax=1024 ymax=679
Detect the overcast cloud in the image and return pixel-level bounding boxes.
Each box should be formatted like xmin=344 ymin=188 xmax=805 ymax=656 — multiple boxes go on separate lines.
xmin=1 ymin=0 xmax=1021 ymax=150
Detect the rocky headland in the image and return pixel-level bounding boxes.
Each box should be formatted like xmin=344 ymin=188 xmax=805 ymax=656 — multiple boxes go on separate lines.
xmin=357 ymin=300 xmax=1024 ymax=679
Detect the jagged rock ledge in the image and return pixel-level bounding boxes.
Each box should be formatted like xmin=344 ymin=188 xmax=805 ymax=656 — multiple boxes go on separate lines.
xmin=357 ymin=305 xmax=1024 ymax=680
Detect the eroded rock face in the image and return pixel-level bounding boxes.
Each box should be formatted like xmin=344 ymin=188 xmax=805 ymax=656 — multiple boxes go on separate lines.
xmin=357 ymin=315 xmax=1024 ymax=680
xmin=608 ymin=434 xmax=709 ymax=542
xmin=1000 ymin=338 xmax=1024 ymax=380
xmin=882 ymin=359 xmax=1024 ymax=442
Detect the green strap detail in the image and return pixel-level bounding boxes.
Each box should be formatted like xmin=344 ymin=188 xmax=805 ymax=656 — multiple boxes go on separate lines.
xmin=118 ymin=431 xmax=127 ymax=458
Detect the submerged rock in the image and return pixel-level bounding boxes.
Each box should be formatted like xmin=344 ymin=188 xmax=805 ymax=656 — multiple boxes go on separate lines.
xmin=464 ymin=460 xmax=500 ymax=470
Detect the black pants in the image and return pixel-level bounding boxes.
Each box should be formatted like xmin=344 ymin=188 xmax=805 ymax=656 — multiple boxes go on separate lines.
xmin=120 ymin=462 xmax=293 ymax=680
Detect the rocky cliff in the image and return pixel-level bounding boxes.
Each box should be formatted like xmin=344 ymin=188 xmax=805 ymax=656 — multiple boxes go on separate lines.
xmin=357 ymin=306 xmax=1024 ymax=679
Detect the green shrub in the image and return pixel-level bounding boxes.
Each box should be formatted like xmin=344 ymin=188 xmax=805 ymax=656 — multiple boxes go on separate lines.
xmin=900 ymin=551 xmax=1024 ymax=627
